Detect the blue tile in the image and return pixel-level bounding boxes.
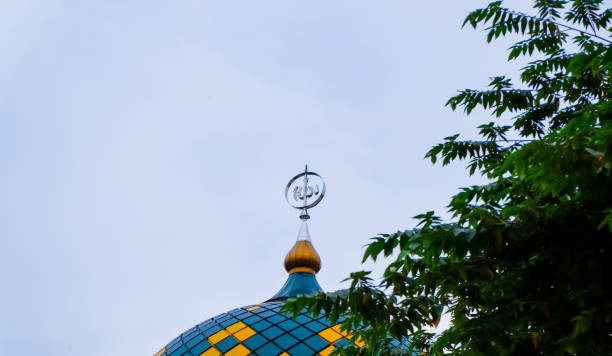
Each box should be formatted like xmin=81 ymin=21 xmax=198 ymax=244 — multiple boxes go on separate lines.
xmin=263 ymin=302 xmax=281 ymax=308
xmin=182 ymin=326 xmax=197 ymax=336
xmin=166 ymin=339 xmax=183 ymax=354
xmin=251 ymin=320 xmax=272 ymax=332
xmin=188 ymin=340 xmax=211 ymax=355
xmin=289 ymin=326 xmax=314 ymax=341
xmin=316 ymin=317 xmax=330 ymax=326
xmin=198 ymin=321 xmax=215 ymax=332
xmin=303 ymin=320 xmax=327 ymax=333
xmin=274 ymin=333 xmax=299 ymax=349
xmin=278 ymin=319 xmax=299 ymax=331
xmin=185 ymin=334 xmax=205 ymax=349
xmin=335 ymin=339 xmax=349 ymax=347
xmin=261 ymin=325 xmax=284 ymax=340
xmin=243 ymin=334 xmax=267 ymax=351
xmin=167 ymin=345 xmax=187 ymax=356
xmin=235 ymin=312 xmax=253 ymax=320
xmin=304 ymin=334 xmax=328 ymax=352
xmin=294 ymin=315 xmax=314 ymax=324
xmin=215 ymin=314 xmax=232 ymax=322
xmin=216 ymin=336 xmax=239 ymax=353
xmin=269 ymin=305 xmax=283 ymax=312
xmin=255 ymin=342 xmax=281 ymax=355
xmin=220 ymin=318 xmax=239 ymax=327
xmin=289 ymin=342 xmax=315 ymax=355
xmin=401 ymin=339 xmax=413 ymax=349
xmin=167 ymin=336 xmax=182 ymax=352
xmin=202 ymin=325 xmax=222 ymax=337
xmin=182 ymin=328 xmax=200 ymax=343
xmin=243 ymin=315 xmax=263 ymax=325
xmin=258 ymin=310 xmax=276 ymax=318
xmin=267 ymin=314 xmax=286 ymax=324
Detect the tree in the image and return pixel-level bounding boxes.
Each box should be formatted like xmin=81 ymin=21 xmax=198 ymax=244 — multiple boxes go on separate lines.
xmin=283 ymin=1 xmax=612 ymax=355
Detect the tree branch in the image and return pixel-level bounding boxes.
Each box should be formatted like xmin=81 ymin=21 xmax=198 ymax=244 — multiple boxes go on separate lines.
xmin=503 ymin=8 xmax=612 ymax=44
xmin=555 ymin=21 xmax=611 ymax=44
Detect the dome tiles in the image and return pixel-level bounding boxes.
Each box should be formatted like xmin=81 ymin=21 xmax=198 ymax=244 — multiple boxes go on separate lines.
xmin=155 ymin=299 xmax=362 ymax=356
xmin=154 ymin=269 xmax=415 ymax=355
xmin=154 ymin=170 xmax=415 ymax=355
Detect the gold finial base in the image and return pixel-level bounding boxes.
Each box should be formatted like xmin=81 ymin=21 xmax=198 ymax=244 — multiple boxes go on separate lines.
xmin=284 ymin=240 xmax=321 ymax=275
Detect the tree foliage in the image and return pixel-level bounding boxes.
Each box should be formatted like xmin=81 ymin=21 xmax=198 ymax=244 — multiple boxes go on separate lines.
xmin=283 ymin=1 xmax=612 ymax=354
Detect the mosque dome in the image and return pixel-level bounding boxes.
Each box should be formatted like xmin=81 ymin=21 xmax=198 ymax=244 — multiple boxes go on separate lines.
xmin=153 ymin=221 xmax=359 ymax=356
xmin=154 ymin=169 xmax=414 ymax=356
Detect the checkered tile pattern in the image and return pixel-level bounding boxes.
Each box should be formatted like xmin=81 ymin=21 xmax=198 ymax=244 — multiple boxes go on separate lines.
xmin=154 ymin=300 xmax=415 ymax=355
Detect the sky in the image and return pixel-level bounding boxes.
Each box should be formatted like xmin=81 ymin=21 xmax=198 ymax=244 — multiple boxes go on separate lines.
xmin=0 ymin=1 xmax=534 ymax=355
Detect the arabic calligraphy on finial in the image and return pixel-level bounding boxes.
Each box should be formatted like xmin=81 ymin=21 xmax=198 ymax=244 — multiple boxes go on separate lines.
xmin=285 ymin=165 xmax=326 ymax=219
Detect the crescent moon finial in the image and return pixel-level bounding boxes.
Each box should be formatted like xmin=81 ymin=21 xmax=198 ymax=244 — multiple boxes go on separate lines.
xmin=284 ymin=165 xmax=326 ymax=220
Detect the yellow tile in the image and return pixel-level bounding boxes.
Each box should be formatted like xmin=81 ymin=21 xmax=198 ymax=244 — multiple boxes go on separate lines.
xmin=279 ymin=353 xmax=291 ymax=356
xmin=153 ymin=346 xmax=166 ymax=356
xmin=319 ymin=345 xmax=335 ymax=356
xmin=233 ymin=326 xmax=256 ymax=341
xmin=208 ymin=329 xmax=230 ymax=344
xmin=354 ymin=336 xmax=366 ymax=347
xmin=200 ymin=347 xmax=221 ymax=356
xmin=318 ymin=328 xmax=343 ymax=343
xmin=246 ymin=306 xmax=261 ymax=311
xmin=227 ymin=321 xmax=247 ymax=334
xmin=225 ymin=344 xmax=251 ymax=356
xmin=331 ymin=324 xmax=349 ymax=337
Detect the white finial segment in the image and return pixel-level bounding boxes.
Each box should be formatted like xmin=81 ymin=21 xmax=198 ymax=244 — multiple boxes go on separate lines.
xmin=300 ymin=164 xmax=310 ymax=219
xmin=296 ymin=219 xmax=311 ymax=241
xmin=302 ymin=164 xmax=308 ymax=211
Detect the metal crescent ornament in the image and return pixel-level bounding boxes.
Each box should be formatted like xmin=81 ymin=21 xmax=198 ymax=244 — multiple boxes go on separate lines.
xmin=285 ymin=166 xmax=326 ymax=211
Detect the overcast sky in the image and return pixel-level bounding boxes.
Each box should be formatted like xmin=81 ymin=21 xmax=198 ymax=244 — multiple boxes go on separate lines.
xmin=0 ymin=1 xmax=535 ymax=355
